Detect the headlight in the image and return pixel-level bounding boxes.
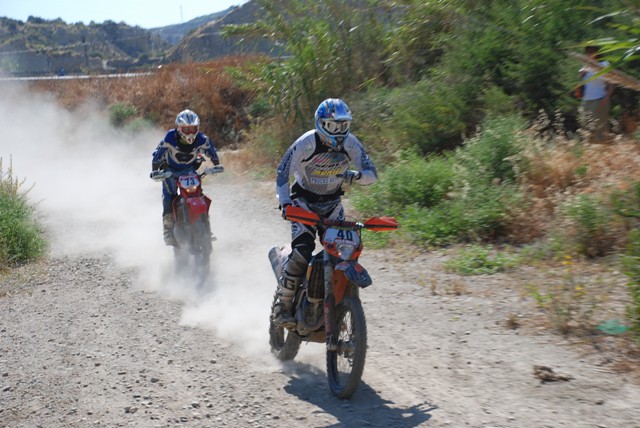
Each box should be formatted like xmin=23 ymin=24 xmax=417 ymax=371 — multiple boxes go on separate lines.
xmin=336 ymin=243 xmax=356 ymax=260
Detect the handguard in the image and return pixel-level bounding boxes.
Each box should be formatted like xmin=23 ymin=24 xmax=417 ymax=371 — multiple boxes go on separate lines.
xmin=335 ymin=261 xmax=372 ymax=288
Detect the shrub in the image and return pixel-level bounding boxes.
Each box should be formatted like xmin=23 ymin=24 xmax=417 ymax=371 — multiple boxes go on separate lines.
xmin=561 ymin=194 xmax=618 ymax=258
xmin=444 ymin=244 xmax=518 ymax=275
xmin=0 ymin=158 xmax=46 ymax=270
xmin=108 ymin=103 xmax=137 ymax=127
xmin=399 ymin=203 xmax=464 ymax=246
xmin=391 ymin=78 xmax=468 ymax=153
xmin=351 ymin=114 xmax=526 ymax=246
xmin=623 ymin=230 xmax=640 ymax=339
xmin=454 ymin=115 xmax=528 ymax=185
xmin=351 ymin=151 xmax=454 ymax=215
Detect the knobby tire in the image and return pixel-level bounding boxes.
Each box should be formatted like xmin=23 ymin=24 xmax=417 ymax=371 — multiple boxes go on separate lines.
xmin=326 ymin=295 xmax=367 ymax=399
xmin=268 ymin=291 xmax=301 ymax=361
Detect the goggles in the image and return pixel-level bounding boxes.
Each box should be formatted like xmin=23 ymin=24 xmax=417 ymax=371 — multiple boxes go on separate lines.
xmin=180 ymin=125 xmax=198 ymax=135
xmin=322 ymin=120 xmax=350 ymax=135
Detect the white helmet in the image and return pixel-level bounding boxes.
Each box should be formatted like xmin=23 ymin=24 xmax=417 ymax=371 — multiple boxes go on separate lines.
xmin=175 ymin=109 xmax=200 ymax=144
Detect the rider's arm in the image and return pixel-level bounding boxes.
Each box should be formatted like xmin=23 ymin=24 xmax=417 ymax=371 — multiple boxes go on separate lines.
xmin=345 ymin=135 xmax=378 ymax=185
xmin=276 ymin=145 xmax=294 ymax=206
xmin=151 ymin=139 xmax=168 ymax=171
xmin=201 ymin=135 xmax=221 ymax=166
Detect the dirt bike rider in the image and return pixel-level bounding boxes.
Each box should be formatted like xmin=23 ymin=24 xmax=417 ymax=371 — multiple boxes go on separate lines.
xmin=273 ymin=98 xmax=378 ymax=326
xmin=150 ymin=109 xmax=221 ymax=246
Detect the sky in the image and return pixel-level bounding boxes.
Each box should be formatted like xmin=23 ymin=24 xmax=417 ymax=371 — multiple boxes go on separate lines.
xmin=0 ymin=0 xmax=249 ymax=29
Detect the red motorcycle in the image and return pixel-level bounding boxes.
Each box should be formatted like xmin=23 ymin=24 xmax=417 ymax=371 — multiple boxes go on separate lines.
xmin=152 ymin=165 xmax=224 ymax=283
xmin=268 ymin=205 xmax=398 ymax=398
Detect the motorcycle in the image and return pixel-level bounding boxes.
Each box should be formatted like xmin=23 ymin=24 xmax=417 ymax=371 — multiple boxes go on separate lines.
xmin=151 ymin=164 xmax=224 ymax=284
xmin=268 ymin=205 xmax=398 ymax=399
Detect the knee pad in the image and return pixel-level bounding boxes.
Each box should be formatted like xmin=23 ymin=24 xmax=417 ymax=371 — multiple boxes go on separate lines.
xmin=292 ymin=233 xmax=315 ymax=261
xmin=283 ymin=248 xmax=309 ymax=278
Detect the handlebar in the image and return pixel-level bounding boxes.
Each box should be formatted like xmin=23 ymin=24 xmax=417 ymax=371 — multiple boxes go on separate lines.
xmin=150 ymin=165 xmax=224 ymax=181
xmin=284 ymin=205 xmax=398 ymax=231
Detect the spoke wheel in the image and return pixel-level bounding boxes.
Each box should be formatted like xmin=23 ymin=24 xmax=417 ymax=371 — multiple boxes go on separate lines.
xmin=192 ymin=218 xmax=212 ymax=286
xmin=326 ymin=295 xmax=367 ymax=399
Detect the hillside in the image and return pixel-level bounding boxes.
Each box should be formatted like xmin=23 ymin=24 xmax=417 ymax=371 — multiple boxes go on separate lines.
xmin=0 ymin=1 xmax=268 ymax=76
xmin=165 ymin=1 xmax=279 ymax=63
xmin=0 ymin=16 xmax=173 ymax=75
xmin=149 ymin=8 xmax=236 ymax=45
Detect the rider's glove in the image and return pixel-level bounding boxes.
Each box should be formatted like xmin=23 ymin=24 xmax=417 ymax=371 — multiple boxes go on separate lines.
xmin=204 ymin=165 xmax=224 ymax=175
xmin=280 ymin=203 xmax=292 ymax=220
xmin=342 ymin=170 xmax=361 ymax=185
xmin=150 ymin=170 xmax=171 ymax=181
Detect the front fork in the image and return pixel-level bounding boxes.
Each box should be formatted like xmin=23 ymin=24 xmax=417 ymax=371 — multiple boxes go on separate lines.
xmin=324 ymin=253 xmax=338 ymax=351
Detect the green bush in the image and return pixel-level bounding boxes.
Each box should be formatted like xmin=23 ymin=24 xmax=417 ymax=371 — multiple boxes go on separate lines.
xmin=445 ymin=244 xmax=518 ymax=275
xmin=351 ymin=114 xmax=526 ymax=246
xmin=623 ymin=230 xmax=640 ymax=339
xmin=352 ymin=151 xmax=454 ymax=215
xmin=456 ymin=182 xmax=522 ymax=242
xmin=562 ymin=194 xmax=617 ymax=258
xmin=611 ymin=181 xmax=640 ymax=219
xmin=108 ymin=103 xmax=138 ymax=127
xmin=399 ymin=203 xmax=465 ymax=246
xmin=454 ymin=115 xmax=527 ymax=185
xmin=391 ymin=78 xmax=468 ymax=153
xmin=0 ymin=158 xmax=46 ymax=269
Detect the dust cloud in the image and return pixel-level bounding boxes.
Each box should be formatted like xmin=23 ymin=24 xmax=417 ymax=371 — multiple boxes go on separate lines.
xmin=1 ymin=83 xmax=169 ymax=280
xmin=0 ymin=82 xmax=285 ymax=363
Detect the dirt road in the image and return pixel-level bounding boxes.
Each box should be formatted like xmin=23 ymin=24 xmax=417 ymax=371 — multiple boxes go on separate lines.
xmin=2 ymin=170 xmax=640 ymax=428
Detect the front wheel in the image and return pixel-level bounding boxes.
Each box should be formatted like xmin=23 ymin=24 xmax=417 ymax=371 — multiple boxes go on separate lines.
xmin=326 ymin=295 xmax=367 ymax=399
xmin=192 ymin=218 xmax=212 ymax=286
xmin=268 ymin=291 xmax=301 ymax=361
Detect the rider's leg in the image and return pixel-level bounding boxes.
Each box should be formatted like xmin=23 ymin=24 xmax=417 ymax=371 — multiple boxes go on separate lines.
xmin=202 ymin=215 xmax=216 ymax=241
xmin=162 ymin=184 xmax=178 ymax=247
xmin=273 ymin=233 xmax=314 ymax=326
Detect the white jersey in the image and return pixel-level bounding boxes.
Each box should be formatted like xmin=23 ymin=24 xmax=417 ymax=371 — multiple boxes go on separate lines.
xmin=276 ymin=130 xmax=377 ymax=206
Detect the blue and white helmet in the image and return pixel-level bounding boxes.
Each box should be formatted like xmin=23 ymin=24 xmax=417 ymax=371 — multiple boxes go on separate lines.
xmin=175 ymin=109 xmax=200 ymax=144
xmin=314 ymin=98 xmax=352 ymax=150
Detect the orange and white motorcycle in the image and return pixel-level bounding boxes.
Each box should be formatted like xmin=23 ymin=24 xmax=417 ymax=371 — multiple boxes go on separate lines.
xmin=268 ymin=205 xmax=398 ymax=398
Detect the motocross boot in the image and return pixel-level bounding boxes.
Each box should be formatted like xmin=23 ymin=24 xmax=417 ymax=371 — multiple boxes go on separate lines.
xmin=203 ymin=216 xmax=216 ymax=241
xmin=273 ymin=250 xmax=308 ymax=327
xmin=273 ymin=279 xmax=296 ymax=327
xmin=162 ymin=213 xmax=178 ymax=247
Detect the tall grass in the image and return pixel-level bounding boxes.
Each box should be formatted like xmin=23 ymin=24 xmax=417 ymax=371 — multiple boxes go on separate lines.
xmin=0 ymin=158 xmax=46 ymax=270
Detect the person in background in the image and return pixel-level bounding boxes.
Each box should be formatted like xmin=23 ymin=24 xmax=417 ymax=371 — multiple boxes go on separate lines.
xmin=272 ymin=98 xmax=378 ymax=326
xmin=579 ymin=45 xmax=615 ymax=142
xmin=150 ymin=109 xmax=221 ymax=246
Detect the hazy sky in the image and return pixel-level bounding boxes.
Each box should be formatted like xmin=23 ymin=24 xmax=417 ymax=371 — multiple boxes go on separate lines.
xmin=0 ymin=0 xmax=249 ymax=29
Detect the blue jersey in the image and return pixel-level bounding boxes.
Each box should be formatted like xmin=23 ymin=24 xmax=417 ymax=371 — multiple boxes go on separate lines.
xmin=151 ymin=129 xmax=219 ymax=172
